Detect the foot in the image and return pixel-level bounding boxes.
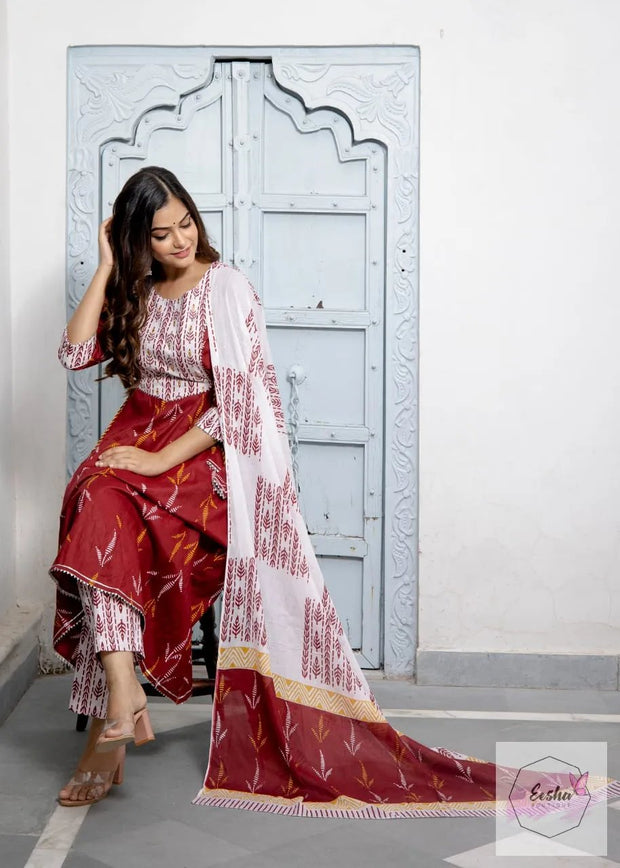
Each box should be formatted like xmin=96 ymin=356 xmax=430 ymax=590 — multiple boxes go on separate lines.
xmin=59 ymin=719 xmax=125 ymax=806
xmin=98 ymin=677 xmax=148 ymax=745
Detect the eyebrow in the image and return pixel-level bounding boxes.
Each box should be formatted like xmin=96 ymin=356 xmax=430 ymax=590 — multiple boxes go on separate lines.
xmin=151 ymin=211 xmax=191 ymax=232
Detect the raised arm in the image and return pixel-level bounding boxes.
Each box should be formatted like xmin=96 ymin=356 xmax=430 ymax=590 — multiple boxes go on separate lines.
xmin=59 ymin=219 xmax=113 ymax=370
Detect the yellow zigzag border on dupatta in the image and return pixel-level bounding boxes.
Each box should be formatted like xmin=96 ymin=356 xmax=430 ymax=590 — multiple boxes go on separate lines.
xmin=218 ymin=645 xmax=386 ymax=724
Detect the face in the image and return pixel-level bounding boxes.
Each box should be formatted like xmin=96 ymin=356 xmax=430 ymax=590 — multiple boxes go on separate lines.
xmin=150 ymin=196 xmax=199 ymax=269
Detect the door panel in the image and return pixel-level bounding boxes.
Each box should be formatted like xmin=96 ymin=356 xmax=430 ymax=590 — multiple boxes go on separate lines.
xmin=295 ymin=442 xmax=366 ymax=537
xmin=268 ymin=327 xmax=366 ymax=426
xmin=263 ymin=100 xmax=367 ymax=196
xmin=262 ymin=212 xmax=367 ymax=310
xmin=98 ymin=59 xmax=386 ymax=666
xmin=319 ymin=557 xmax=364 ymax=648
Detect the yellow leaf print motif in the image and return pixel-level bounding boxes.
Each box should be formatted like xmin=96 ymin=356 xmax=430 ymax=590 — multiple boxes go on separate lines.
xmin=115 ymin=514 xmax=123 ymax=530
xmin=249 ymin=715 xmax=268 ymax=753
xmin=390 ymin=730 xmax=409 ymax=766
xmin=143 ymin=597 xmax=157 ymax=619
xmin=135 ymin=415 xmax=157 ymax=448
xmin=167 ymin=463 xmax=190 ymax=487
xmin=310 ymin=714 xmax=330 ymax=744
xmin=183 ymin=539 xmax=198 ymax=566
xmin=355 ymin=762 xmax=374 ymax=790
xmin=169 ymin=531 xmax=186 ymax=562
xmin=431 ymin=773 xmax=453 ymax=802
xmin=207 ymin=759 xmax=228 ymax=789
xmin=199 ymin=493 xmax=217 ymax=530
xmin=432 ymin=773 xmax=445 ymax=791
xmin=281 ymin=775 xmax=302 ymax=798
xmin=187 ymin=394 xmax=207 ymax=427
xmin=217 ymin=674 xmax=231 ymax=703
xmin=191 ymin=601 xmax=205 ymax=623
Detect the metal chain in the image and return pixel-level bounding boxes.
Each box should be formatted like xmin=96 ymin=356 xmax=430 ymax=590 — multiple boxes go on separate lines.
xmin=287 ymin=368 xmax=301 ymax=493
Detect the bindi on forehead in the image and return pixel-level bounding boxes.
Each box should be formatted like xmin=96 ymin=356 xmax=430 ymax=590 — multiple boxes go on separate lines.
xmin=151 ymin=209 xmax=190 ymax=232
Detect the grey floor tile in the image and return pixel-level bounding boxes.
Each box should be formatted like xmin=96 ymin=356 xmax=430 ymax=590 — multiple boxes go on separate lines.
xmin=605 ymin=807 xmax=620 ymax=863
xmin=367 ymin=815 xmax=497 ymax=861
xmin=207 ymin=820 xmax=445 ymax=868
xmin=5 ymin=674 xmax=620 ymax=868
xmin=77 ymin=818 xmax=251 ymax=868
xmin=181 ymin=805 xmax=352 ymax=852
xmin=62 ymin=853 xmax=116 ymax=868
xmin=0 ymin=793 xmax=57 ymax=836
xmin=0 ymin=833 xmax=37 ymax=868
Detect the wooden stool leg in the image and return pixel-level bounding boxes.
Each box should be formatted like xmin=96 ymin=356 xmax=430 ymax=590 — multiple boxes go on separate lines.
xmin=200 ymin=605 xmax=219 ymax=679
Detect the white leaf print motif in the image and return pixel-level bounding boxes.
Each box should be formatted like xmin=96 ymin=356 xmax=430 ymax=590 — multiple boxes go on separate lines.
xmin=214 ymin=712 xmax=228 ymax=747
xmin=165 ymin=485 xmax=181 ymax=514
xmin=343 ymin=720 xmax=361 ymax=756
xmin=164 ymin=628 xmax=191 ymax=665
xmin=245 ymin=758 xmax=262 ymax=793
xmin=279 ymin=705 xmax=298 ymax=765
xmin=156 ymin=571 xmax=183 ymax=601
xmin=95 ymin=530 xmax=117 ymax=568
xmin=244 ymin=673 xmax=260 ymax=710
xmin=141 ymin=501 xmax=161 ymax=522
xmin=453 ymin=758 xmax=474 ymax=783
xmin=311 ymin=750 xmax=333 ymax=782
xmin=77 ymin=488 xmax=92 ymax=513
xmin=395 ymin=768 xmax=417 ymax=794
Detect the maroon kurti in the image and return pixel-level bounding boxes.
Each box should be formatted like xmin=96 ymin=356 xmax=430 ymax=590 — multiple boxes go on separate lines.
xmin=51 ymin=270 xmax=227 ymax=703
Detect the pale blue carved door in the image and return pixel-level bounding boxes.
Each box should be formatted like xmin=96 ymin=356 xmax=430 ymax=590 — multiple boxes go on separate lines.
xmin=67 ymin=46 xmax=419 ymax=675
xmin=98 ymin=59 xmax=384 ymax=667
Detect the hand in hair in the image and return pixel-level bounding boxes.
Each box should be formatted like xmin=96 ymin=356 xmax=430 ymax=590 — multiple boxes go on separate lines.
xmin=99 ymin=217 xmax=114 ymax=268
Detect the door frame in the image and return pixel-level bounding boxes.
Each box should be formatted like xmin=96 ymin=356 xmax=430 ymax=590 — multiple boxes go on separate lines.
xmin=66 ymin=44 xmax=420 ymax=677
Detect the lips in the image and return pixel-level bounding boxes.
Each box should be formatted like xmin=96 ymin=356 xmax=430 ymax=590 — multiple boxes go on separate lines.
xmin=172 ymin=246 xmax=192 ymax=259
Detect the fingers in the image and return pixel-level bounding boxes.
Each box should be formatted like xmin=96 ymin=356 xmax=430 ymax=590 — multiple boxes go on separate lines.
xmin=96 ymin=447 xmax=133 ymax=468
xmin=94 ymin=446 xmax=160 ymax=476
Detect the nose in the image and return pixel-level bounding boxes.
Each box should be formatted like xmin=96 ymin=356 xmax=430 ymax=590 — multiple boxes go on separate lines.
xmin=171 ymin=228 xmax=187 ymax=248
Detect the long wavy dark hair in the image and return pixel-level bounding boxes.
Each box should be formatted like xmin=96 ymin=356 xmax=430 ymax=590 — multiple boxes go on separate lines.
xmin=101 ymin=166 xmax=220 ymax=390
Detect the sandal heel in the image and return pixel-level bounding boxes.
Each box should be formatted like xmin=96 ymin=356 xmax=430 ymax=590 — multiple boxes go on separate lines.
xmin=134 ymin=708 xmax=155 ymax=746
xmin=113 ymin=753 xmax=125 ymax=785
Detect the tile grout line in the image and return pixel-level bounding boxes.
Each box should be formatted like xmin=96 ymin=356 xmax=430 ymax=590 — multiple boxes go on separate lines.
xmin=382 ymin=709 xmax=620 ymax=722
xmin=23 ymin=804 xmax=90 ymax=868
xmin=150 ymin=705 xmax=620 ymax=723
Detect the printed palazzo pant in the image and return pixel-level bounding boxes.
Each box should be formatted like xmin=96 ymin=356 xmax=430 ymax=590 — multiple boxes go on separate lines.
xmin=70 ymin=584 xmax=144 ymax=718
xmin=51 ymin=390 xmax=229 ymax=712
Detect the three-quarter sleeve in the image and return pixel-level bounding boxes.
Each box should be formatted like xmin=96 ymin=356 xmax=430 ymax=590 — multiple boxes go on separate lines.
xmin=58 ymin=324 xmax=108 ymax=370
xmin=195 ymin=404 xmax=222 ymax=442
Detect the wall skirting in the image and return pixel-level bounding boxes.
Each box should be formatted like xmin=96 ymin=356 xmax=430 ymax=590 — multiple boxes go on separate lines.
xmin=0 ymin=605 xmax=43 ymax=724
xmin=416 ymin=650 xmax=620 ymax=691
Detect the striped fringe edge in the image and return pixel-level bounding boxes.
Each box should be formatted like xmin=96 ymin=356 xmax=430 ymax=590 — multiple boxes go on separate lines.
xmin=193 ymin=779 xmax=620 ymax=820
xmin=192 ymin=794 xmax=498 ymax=819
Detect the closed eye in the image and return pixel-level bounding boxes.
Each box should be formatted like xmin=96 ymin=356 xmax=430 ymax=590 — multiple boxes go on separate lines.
xmin=152 ymin=215 xmax=192 ymax=241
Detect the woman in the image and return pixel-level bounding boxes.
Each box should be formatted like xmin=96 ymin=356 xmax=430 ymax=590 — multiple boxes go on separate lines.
xmin=52 ymin=167 xmax=228 ymax=805
xmin=54 ymin=166 xmax=608 ymax=820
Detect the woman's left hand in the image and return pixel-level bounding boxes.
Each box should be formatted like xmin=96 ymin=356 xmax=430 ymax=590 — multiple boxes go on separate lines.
xmin=95 ymin=446 xmax=168 ymax=477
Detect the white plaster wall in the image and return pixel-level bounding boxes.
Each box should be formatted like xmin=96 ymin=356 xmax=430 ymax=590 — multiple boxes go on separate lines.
xmin=6 ymin=0 xmax=620 ymax=658
xmin=0 ymin=0 xmax=15 ymax=621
